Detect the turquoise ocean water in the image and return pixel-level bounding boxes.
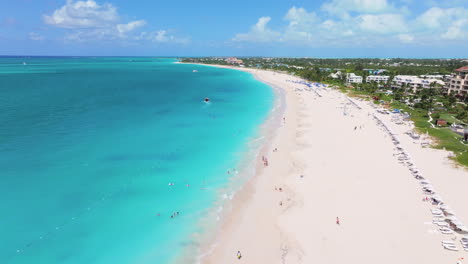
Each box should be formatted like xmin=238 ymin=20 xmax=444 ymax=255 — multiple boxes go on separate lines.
xmin=0 ymin=57 xmax=273 ymax=264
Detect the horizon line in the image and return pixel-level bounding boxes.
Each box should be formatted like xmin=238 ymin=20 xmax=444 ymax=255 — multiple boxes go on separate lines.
xmin=1 ymin=55 xmax=468 ymax=60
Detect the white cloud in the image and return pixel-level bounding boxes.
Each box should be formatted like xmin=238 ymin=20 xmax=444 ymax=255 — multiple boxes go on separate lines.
xmin=29 ymin=32 xmax=45 ymax=41
xmin=398 ymin=33 xmax=414 ymax=43
xmin=441 ymin=18 xmax=468 ymax=40
xmin=318 ymin=19 xmax=354 ymax=37
xmin=133 ymin=30 xmax=190 ymax=44
xmin=233 ymin=17 xmax=280 ymax=42
xmin=64 ymin=28 xmax=117 ymax=42
xmin=117 ymin=20 xmax=146 ymax=34
xmin=43 ymin=0 xmax=119 ymax=29
xmin=416 ymin=7 xmax=468 ymax=40
xmin=358 ymin=14 xmax=407 ymax=34
xmin=417 ymin=7 xmax=468 ymax=29
xmin=441 ymin=26 xmax=464 ymax=39
xmin=417 ymin=7 xmax=448 ymax=29
xmin=232 ymin=2 xmax=468 ymax=48
xmin=154 ymin=30 xmax=169 ymax=42
xmin=281 ymin=7 xmax=320 ymax=43
xmin=44 ymin=0 xmax=188 ymax=44
xmin=322 ymin=0 xmax=393 ymax=18
xmin=284 ymin=6 xmax=319 ymax=26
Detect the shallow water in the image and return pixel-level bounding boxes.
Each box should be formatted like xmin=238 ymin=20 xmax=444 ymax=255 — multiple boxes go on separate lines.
xmin=0 ymin=57 xmax=273 ymax=264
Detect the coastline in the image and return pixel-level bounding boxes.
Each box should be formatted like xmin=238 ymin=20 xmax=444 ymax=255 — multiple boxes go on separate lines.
xmin=195 ymin=65 xmax=300 ymax=264
xmin=185 ymin=63 xmax=468 ymax=264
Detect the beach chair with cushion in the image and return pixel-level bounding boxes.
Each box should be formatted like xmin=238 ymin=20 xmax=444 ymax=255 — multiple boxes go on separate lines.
xmin=443 ymin=244 xmax=458 ymax=251
xmin=439 ymin=227 xmax=453 ymax=234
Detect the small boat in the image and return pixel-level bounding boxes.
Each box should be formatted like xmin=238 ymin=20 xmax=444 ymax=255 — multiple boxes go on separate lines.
xmin=193 ymin=70 xmax=198 ymax=72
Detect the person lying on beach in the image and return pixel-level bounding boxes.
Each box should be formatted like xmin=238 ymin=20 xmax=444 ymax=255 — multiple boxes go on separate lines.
xmin=237 ymin=251 xmax=242 ymax=260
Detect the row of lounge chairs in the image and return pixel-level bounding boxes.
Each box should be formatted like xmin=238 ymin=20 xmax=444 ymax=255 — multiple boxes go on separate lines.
xmin=461 ymin=237 xmax=468 ymax=251
xmin=441 ymin=237 xmax=468 ymax=252
xmin=372 ymin=112 xmax=468 ymax=253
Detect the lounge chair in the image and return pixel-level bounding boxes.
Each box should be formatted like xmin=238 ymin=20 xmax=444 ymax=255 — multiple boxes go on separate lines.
xmin=442 ymin=240 xmax=455 ymax=244
xmin=439 ymin=227 xmax=453 ymax=234
xmin=443 ymin=244 xmax=458 ymax=251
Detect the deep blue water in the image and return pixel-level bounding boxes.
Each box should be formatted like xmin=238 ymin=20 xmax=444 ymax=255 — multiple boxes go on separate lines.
xmin=0 ymin=57 xmax=273 ymax=264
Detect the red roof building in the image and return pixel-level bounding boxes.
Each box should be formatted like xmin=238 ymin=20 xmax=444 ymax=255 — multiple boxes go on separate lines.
xmin=455 ymin=66 xmax=468 ymax=72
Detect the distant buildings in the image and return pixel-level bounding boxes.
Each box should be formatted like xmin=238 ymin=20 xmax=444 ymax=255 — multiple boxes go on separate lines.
xmin=288 ymin=65 xmax=304 ymax=69
xmin=366 ymin=75 xmax=390 ymax=83
xmin=346 ymin=73 xmax=363 ymax=84
xmin=420 ymin=74 xmax=447 ymax=80
xmin=392 ymin=75 xmax=445 ymax=91
xmin=445 ymin=66 xmax=468 ymax=95
xmin=225 ymin=57 xmax=243 ymax=64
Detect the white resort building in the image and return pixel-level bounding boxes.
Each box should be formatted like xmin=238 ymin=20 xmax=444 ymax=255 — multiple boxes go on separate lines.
xmin=392 ymin=75 xmax=445 ymax=91
xmin=420 ymin=75 xmax=446 ymax=80
xmin=366 ymin=75 xmax=390 ymax=83
xmin=346 ymin=73 xmax=363 ymax=84
xmin=445 ymin=66 xmax=468 ymax=95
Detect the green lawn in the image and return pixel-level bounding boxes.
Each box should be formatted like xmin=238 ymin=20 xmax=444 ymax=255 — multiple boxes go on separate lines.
xmin=439 ymin=113 xmax=460 ymax=124
xmin=391 ymin=102 xmax=432 ymax=129
xmin=391 ymin=103 xmax=468 ymax=167
xmin=422 ymin=127 xmax=468 ymax=166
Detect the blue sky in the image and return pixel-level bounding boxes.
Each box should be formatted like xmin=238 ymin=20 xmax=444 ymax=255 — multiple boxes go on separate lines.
xmin=0 ymin=0 xmax=467 ymax=57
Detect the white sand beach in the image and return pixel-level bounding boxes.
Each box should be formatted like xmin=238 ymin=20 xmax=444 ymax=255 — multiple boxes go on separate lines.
xmin=197 ymin=65 xmax=468 ymax=264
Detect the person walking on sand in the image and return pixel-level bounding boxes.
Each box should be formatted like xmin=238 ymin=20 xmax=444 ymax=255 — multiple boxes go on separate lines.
xmin=237 ymin=250 xmax=242 ymax=260
xmin=336 ymin=217 xmax=340 ymax=225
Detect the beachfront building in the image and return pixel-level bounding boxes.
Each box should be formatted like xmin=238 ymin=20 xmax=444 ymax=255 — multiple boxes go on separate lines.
xmin=346 ymin=73 xmax=363 ymax=84
xmin=225 ymin=57 xmax=243 ymax=64
xmin=421 ymin=78 xmax=445 ymax=89
xmin=393 ymin=75 xmax=445 ymax=92
xmin=420 ymin=74 xmax=447 ymax=80
xmin=445 ymin=66 xmax=468 ymax=95
xmin=366 ymin=75 xmax=390 ymax=83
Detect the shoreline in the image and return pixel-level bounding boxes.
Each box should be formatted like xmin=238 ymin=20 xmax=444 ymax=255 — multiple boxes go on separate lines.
xmin=199 ymin=66 xmax=300 ymax=264
xmin=184 ymin=63 xmax=468 ymax=264
xmin=172 ymin=63 xmax=288 ymax=264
